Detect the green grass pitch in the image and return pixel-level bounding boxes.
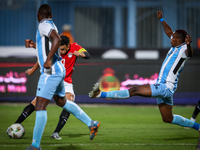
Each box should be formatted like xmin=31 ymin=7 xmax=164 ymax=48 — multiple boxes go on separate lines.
xmin=0 ymin=103 xmax=199 ymax=150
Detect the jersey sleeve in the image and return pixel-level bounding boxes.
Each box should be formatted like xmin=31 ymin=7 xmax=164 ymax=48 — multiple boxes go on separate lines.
xmin=78 ymin=48 xmax=87 ymax=53
xmin=39 ymin=21 xmax=56 ymax=38
xmin=182 ymin=44 xmax=188 ymax=58
xmin=74 ymin=43 xmax=87 ymax=53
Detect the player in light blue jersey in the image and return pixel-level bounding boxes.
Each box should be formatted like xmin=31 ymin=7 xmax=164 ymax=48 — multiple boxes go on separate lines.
xmin=89 ymin=10 xmax=200 ymax=133
xmin=26 ymin=4 xmax=100 ymax=150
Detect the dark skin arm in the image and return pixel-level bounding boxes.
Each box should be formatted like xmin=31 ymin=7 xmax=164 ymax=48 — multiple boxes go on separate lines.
xmin=157 ymin=11 xmax=173 ymax=38
xmin=25 ymin=61 xmax=39 ymax=75
xmin=157 ymin=11 xmax=193 ymax=57
xmin=25 ymin=32 xmax=61 ymax=70
xmin=185 ymin=35 xmax=193 ymax=57
xmin=25 ymin=39 xmax=36 ymax=49
xmin=43 ymin=30 xmax=61 ymax=69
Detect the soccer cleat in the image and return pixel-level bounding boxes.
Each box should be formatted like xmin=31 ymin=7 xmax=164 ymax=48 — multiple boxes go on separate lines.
xmin=89 ymin=120 xmax=100 ymax=140
xmin=51 ymin=132 xmax=62 ymax=140
xmin=89 ymin=82 xmax=100 ymax=98
xmin=26 ymin=145 xmax=41 ymax=150
xmin=6 ymin=126 xmax=12 ymax=137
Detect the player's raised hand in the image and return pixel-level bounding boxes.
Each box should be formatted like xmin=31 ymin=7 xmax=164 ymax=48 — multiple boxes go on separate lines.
xmin=25 ymin=68 xmax=34 ymax=75
xmin=25 ymin=39 xmax=36 ymax=48
xmin=185 ymin=35 xmax=192 ymax=45
xmin=157 ymin=10 xmax=163 ymax=19
xmin=72 ymin=51 xmax=81 ymax=57
xmin=25 ymin=62 xmax=39 ymax=75
xmin=72 ymin=51 xmax=86 ymax=57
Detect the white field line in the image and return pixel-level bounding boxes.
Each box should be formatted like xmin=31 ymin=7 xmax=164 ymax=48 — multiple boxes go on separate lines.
xmin=0 ymin=143 xmax=197 ymax=147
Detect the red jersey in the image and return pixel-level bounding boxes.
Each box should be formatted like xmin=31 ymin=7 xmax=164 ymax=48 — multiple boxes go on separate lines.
xmin=61 ymin=42 xmax=87 ymax=84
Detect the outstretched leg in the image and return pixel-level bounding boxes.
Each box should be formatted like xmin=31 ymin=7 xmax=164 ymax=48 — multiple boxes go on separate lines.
xmin=89 ymin=82 xmax=152 ymax=98
xmin=51 ymin=109 xmax=70 ymax=140
xmin=51 ymin=92 xmax=74 ymax=140
xmin=15 ymin=98 xmax=36 ymax=123
xmin=6 ymin=98 xmax=36 ymax=137
xmin=158 ymin=103 xmax=200 ymax=131
xmin=54 ymin=95 xmax=100 ymax=140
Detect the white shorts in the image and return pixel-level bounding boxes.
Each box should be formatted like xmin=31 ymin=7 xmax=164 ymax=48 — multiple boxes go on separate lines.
xmin=64 ymin=81 xmax=75 ymax=96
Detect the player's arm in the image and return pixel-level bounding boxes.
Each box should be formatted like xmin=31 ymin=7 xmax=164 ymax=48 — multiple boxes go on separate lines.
xmin=72 ymin=48 xmax=90 ymax=59
xmin=25 ymin=39 xmax=36 ymax=49
xmin=43 ymin=30 xmax=61 ymax=69
xmin=81 ymin=51 xmax=90 ymax=59
xmin=157 ymin=11 xmax=173 ymax=38
xmin=185 ymin=35 xmax=193 ymax=57
xmin=25 ymin=61 xmax=39 ymax=75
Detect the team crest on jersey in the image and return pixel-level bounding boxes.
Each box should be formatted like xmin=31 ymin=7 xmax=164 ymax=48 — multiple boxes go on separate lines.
xmin=168 ymin=50 xmax=173 ymax=56
xmin=174 ymin=49 xmax=178 ymax=53
xmin=68 ymin=53 xmax=72 ymax=58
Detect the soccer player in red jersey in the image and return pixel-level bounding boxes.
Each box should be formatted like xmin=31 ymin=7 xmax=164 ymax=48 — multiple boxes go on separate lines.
xmin=7 ymin=35 xmax=93 ymax=140
xmin=60 ymin=35 xmax=90 ymax=86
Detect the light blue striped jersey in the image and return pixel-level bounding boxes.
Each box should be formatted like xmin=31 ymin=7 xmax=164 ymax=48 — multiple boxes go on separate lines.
xmin=157 ymin=42 xmax=189 ymax=92
xmin=36 ymin=18 xmax=64 ymax=74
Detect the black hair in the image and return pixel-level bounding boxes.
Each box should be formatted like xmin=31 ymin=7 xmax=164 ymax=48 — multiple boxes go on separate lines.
xmin=38 ymin=4 xmax=52 ymax=18
xmin=60 ymin=35 xmax=70 ymax=46
xmin=175 ymin=29 xmax=188 ymax=43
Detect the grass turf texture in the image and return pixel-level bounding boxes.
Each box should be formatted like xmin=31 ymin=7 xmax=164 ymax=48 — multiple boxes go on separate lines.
xmin=0 ymin=104 xmax=199 ymax=150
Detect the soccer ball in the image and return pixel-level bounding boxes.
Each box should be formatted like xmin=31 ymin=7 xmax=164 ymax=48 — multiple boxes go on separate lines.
xmin=7 ymin=123 xmax=25 ymax=139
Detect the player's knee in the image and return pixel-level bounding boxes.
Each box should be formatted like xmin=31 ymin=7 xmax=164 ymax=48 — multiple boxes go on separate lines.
xmin=55 ymin=101 xmax=61 ymax=107
xmin=35 ymin=97 xmax=49 ymax=110
xmin=65 ymin=93 xmax=74 ymax=101
xmin=55 ymin=100 xmax=65 ymax=107
xmin=53 ymin=95 xmax=66 ymax=107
